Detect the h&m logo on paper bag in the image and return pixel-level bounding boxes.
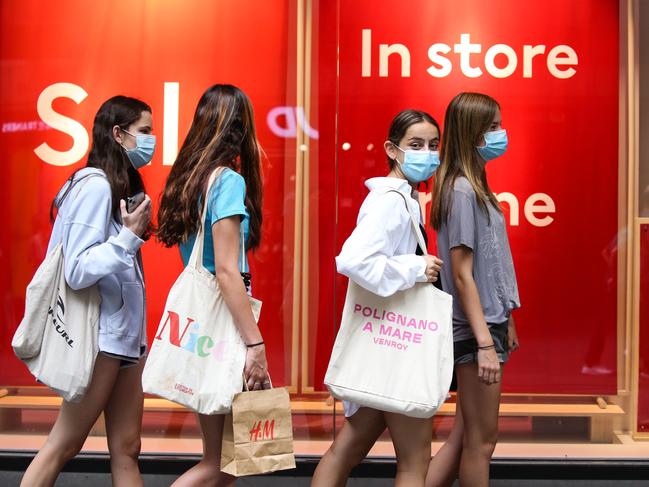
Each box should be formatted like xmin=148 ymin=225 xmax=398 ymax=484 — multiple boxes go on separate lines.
xmin=154 ymin=310 xmax=228 ymax=361
xmin=249 ymin=419 xmax=275 ymax=442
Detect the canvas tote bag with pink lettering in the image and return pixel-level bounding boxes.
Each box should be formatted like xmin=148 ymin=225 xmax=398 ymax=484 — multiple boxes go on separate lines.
xmin=142 ymin=168 xmax=262 ymax=414
xmin=324 ymin=189 xmax=454 ymax=418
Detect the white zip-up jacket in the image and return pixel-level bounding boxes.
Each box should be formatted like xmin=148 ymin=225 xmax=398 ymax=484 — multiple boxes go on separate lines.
xmin=336 ymin=177 xmax=428 ymax=297
xmin=47 ymin=167 xmax=147 ymax=360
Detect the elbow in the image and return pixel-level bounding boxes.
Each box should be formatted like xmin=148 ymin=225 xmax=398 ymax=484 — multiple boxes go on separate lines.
xmin=215 ymin=265 xmax=241 ymax=290
xmin=64 ymin=259 xmax=87 ymax=290
xmin=64 ymin=269 xmax=85 ymax=291
xmin=452 ymin=269 xmax=471 ymax=289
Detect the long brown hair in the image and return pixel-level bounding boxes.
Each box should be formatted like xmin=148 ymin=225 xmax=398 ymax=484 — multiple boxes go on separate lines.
xmin=430 ymin=92 xmax=501 ymax=230
xmin=51 ymin=96 xmax=151 ymax=222
xmin=157 ymin=84 xmax=263 ymax=249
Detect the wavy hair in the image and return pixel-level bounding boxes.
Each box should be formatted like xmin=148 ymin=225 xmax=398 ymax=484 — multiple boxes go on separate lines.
xmin=430 ymin=92 xmax=501 ymax=230
xmin=157 ymin=84 xmax=263 ymax=249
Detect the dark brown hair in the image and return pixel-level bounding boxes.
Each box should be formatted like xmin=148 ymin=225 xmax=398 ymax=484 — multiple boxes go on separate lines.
xmin=51 ymin=95 xmax=151 ymax=223
xmin=430 ymin=92 xmax=501 ymax=230
xmin=157 ymin=84 xmax=263 ymax=249
xmin=386 ymin=109 xmax=440 ymax=170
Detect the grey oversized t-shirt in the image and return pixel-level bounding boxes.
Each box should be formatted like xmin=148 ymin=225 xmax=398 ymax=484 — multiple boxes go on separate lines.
xmin=436 ymin=176 xmax=520 ymax=341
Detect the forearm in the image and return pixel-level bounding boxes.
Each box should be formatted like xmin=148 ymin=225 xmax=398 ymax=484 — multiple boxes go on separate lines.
xmin=216 ymin=269 xmax=262 ymax=345
xmin=64 ymin=225 xmax=143 ymax=290
xmin=454 ymin=274 xmax=493 ymax=346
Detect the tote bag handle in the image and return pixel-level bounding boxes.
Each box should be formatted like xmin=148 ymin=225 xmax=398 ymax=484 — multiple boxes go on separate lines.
xmin=380 ymin=188 xmax=428 ymax=254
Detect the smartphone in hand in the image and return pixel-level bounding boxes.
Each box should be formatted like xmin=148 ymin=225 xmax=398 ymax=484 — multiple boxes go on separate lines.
xmin=126 ymin=192 xmax=145 ymax=213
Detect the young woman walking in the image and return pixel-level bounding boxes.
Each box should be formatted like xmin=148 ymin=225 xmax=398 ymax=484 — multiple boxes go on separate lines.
xmin=21 ymin=95 xmax=154 ymax=487
xmin=426 ymin=92 xmax=520 ymax=487
xmin=313 ymin=109 xmax=444 ymax=487
xmin=157 ymin=84 xmax=268 ymax=487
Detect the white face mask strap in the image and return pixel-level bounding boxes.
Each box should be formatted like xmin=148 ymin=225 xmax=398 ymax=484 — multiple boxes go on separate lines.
xmin=391 ymin=142 xmax=405 ymax=166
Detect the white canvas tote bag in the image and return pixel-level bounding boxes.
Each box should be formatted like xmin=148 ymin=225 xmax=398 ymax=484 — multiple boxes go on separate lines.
xmin=12 ymin=176 xmax=102 ymax=402
xmin=142 ymin=168 xmax=262 ymax=414
xmin=324 ymin=189 xmax=454 ymax=418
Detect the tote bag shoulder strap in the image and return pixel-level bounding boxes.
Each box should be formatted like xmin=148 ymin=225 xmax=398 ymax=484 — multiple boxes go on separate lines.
xmin=187 ymin=167 xmax=246 ymax=274
xmin=378 ymin=188 xmax=428 ymax=255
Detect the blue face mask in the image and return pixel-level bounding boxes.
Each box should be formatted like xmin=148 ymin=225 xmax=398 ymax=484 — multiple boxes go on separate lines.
xmin=477 ymin=129 xmax=508 ymax=161
xmin=121 ymin=129 xmax=156 ymax=169
xmin=394 ymin=145 xmax=440 ymax=182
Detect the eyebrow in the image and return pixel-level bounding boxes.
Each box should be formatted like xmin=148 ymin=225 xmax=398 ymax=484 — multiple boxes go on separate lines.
xmin=407 ymin=136 xmax=439 ymax=142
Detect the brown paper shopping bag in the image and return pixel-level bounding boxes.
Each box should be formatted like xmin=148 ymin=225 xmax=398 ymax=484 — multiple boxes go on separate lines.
xmin=221 ymin=384 xmax=296 ymax=476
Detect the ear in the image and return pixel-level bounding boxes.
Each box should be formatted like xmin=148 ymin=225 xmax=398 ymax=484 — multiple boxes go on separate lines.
xmin=112 ymin=125 xmax=123 ymax=145
xmin=384 ymin=140 xmax=398 ymax=162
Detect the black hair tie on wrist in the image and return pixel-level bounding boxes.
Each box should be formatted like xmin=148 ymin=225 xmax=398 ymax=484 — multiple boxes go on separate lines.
xmin=246 ymin=341 xmax=264 ymax=348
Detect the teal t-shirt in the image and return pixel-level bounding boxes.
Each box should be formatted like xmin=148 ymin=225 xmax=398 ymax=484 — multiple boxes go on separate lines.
xmin=179 ymin=168 xmax=250 ymax=273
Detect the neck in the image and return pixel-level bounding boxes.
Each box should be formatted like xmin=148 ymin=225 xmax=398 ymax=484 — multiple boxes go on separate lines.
xmin=387 ymin=168 xmax=416 ymax=190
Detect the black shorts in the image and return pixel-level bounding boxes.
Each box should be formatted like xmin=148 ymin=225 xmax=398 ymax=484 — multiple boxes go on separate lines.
xmin=449 ymin=320 xmax=509 ymax=391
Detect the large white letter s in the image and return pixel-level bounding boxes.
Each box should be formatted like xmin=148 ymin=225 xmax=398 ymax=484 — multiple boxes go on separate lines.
xmin=34 ymin=83 xmax=89 ymax=166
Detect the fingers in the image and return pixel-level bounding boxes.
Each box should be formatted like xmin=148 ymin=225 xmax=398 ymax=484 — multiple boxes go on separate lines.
xmin=119 ymin=199 xmax=128 ymax=217
xmin=424 ymin=255 xmax=443 ymax=282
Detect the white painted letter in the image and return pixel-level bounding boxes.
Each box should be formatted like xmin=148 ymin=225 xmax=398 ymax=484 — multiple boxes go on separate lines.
xmin=34 ymin=83 xmax=89 ymax=166
xmin=379 ymin=43 xmax=411 ymax=77
xmin=362 ymin=29 xmax=372 ymax=77
xmin=523 ymin=45 xmax=546 ymax=78
xmin=547 ymin=45 xmax=578 ymax=79
xmin=524 ymin=193 xmax=556 ymax=227
xmin=496 ymin=192 xmax=520 ymax=226
xmin=427 ymin=43 xmax=452 ymax=77
xmin=485 ymin=44 xmax=518 ymax=78
xmin=454 ymin=33 xmax=482 ymax=78
xmin=163 ymin=82 xmax=179 ymax=166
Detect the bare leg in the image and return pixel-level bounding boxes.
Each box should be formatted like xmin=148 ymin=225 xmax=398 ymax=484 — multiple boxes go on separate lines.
xmin=312 ymin=407 xmax=386 ymax=487
xmin=104 ymin=359 xmax=145 ymax=487
xmin=20 ymin=354 xmax=121 ymax=487
xmin=171 ymin=413 xmax=235 ymax=487
xmin=384 ymin=412 xmax=433 ymax=487
xmin=456 ymin=363 xmax=501 ymax=487
xmin=426 ymin=395 xmax=464 ymax=487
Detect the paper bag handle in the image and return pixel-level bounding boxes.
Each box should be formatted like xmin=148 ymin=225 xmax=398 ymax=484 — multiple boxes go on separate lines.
xmin=242 ymin=372 xmax=273 ymax=391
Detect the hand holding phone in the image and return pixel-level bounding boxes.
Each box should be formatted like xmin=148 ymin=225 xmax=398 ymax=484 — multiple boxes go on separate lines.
xmin=126 ymin=191 xmax=145 ymax=213
xmin=120 ymin=193 xmax=151 ymax=238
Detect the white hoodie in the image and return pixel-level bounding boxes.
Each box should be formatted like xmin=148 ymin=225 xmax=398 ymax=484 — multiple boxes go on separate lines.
xmin=47 ymin=167 xmax=147 ymax=361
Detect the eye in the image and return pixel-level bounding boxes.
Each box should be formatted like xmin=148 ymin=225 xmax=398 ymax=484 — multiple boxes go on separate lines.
xmin=409 ymin=143 xmax=422 ymax=150
xmin=430 ymin=143 xmax=439 ymax=151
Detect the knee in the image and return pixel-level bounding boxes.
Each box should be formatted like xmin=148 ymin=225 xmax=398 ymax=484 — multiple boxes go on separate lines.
xmin=327 ymin=443 xmax=364 ymax=470
xmin=60 ymin=441 xmax=84 ymax=463
xmin=464 ymin=433 xmax=497 ymax=458
xmin=108 ymin=434 xmax=141 ymax=461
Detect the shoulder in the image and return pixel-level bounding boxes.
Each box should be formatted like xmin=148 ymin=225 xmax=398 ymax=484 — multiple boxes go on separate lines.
xmin=450 ymin=176 xmax=477 ymax=203
xmin=360 ymin=189 xmax=410 ymax=225
xmin=452 ymin=176 xmax=474 ymax=195
xmin=64 ymin=169 xmax=111 ymax=205
xmin=219 ymin=168 xmax=246 ymax=189
xmin=210 ymin=168 xmax=245 ymax=199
